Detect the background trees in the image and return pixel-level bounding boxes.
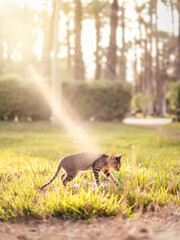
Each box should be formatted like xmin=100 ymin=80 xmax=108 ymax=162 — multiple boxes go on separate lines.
xmin=0 ymin=0 xmax=179 ymax=118
xmin=74 ymin=0 xmax=84 ymax=80
xmin=85 ymin=0 xmax=108 ymax=80
xmin=104 ymin=0 xmax=118 ymax=80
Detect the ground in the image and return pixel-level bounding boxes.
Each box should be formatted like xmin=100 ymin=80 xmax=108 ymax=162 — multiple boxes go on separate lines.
xmin=1 ymin=211 xmax=180 ymax=240
xmin=0 ymin=121 xmax=180 ymax=239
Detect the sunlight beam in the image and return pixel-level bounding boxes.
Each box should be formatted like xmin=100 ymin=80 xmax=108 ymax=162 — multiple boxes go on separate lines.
xmin=27 ymin=65 xmax=101 ymax=153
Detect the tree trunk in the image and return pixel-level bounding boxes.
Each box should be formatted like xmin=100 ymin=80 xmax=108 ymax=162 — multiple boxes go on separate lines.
xmin=133 ymin=43 xmax=139 ymax=93
xmin=41 ymin=3 xmax=54 ymax=77
xmin=104 ymin=0 xmax=118 ymax=81
xmin=119 ymin=6 xmax=126 ymax=82
xmin=67 ymin=18 xmax=72 ymax=75
xmin=74 ymin=0 xmax=84 ymax=81
xmin=147 ymin=0 xmax=154 ymax=115
xmin=140 ymin=41 xmax=146 ymax=94
xmin=155 ymin=4 xmax=165 ymax=116
xmin=146 ymin=51 xmax=154 ymax=115
xmin=170 ymin=0 xmax=175 ymax=35
xmin=177 ymin=10 xmax=180 ymax=81
xmin=52 ymin=0 xmax=61 ymax=125
xmin=0 ymin=41 xmax=5 ymax=75
xmin=137 ymin=7 xmax=144 ymax=93
xmin=95 ymin=16 xmax=101 ymax=80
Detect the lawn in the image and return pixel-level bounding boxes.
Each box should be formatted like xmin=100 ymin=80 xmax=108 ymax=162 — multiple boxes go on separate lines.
xmin=0 ymin=121 xmax=180 ymax=220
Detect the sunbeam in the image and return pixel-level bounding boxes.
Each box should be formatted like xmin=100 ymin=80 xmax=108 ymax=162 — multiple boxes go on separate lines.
xmin=27 ymin=65 xmax=101 ymax=153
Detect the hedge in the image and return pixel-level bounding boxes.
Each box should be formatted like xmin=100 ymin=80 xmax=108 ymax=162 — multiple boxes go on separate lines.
xmin=0 ymin=78 xmax=131 ymax=121
xmin=0 ymin=79 xmax=50 ymax=120
xmin=63 ymin=82 xmax=131 ymax=121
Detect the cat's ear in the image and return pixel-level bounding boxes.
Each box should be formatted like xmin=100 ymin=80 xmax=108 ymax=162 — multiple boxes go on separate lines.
xmin=109 ymin=154 xmax=115 ymax=160
xmin=118 ymin=154 xmax=124 ymax=159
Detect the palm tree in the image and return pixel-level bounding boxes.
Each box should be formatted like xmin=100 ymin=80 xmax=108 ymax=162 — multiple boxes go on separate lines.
xmin=74 ymin=0 xmax=84 ymax=80
xmin=104 ymin=0 xmax=118 ymax=81
xmin=85 ymin=0 xmax=108 ymax=80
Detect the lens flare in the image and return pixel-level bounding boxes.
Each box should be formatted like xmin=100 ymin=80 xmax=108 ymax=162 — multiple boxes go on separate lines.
xmin=27 ymin=65 xmax=101 ymax=153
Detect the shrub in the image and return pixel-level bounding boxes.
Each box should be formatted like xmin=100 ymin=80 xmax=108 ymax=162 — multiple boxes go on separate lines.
xmin=63 ymin=82 xmax=132 ymax=121
xmin=170 ymin=82 xmax=180 ymax=121
xmin=131 ymin=93 xmax=149 ymax=117
xmin=0 ymin=78 xmax=50 ymax=120
xmin=0 ymin=78 xmax=131 ymax=121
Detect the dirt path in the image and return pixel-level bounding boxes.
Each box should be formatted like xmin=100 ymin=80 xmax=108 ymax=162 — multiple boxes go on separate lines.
xmin=0 ymin=211 xmax=180 ymax=240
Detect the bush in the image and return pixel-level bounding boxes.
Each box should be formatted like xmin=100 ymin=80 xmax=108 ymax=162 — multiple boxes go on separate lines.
xmin=0 ymin=78 xmax=50 ymax=120
xmin=131 ymin=93 xmax=149 ymax=117
xmin=170 ymin=82 xmax=180 ymax=121
xmin=63 ymin=82 xmax=131 ymax=121
xmin=0 ymin=78 xmax=131 ymax=121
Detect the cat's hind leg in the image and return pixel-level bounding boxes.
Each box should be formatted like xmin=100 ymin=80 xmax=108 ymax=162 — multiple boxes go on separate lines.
xmin=62 ymin=172 xmax=77 ymax=188
xmin=60 ymin=172 xmax=66 ymax=182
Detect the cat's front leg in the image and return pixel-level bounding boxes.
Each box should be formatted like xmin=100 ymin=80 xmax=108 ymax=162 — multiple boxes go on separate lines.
xmin=102 ymin=169 xmax=117 ymax=185
xmin=92 ymin=163 xmax=102 ymax=187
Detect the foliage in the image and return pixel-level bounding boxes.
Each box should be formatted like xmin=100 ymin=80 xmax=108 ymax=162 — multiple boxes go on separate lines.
xmin=63 ymin=82 xmax=132 ymax=121
xmin=0 ymin=78 xmax=50 ymax=120
xmin=0 ymin=122 xmax=180 ymax=221
xmin=131 ymin=93 xmax=150 ymax=116
xmin=170 ymin=82 xmax=180 ymax=107
xmin=0 ymin=78 xmax=131 ymax=121
xmin=170 ymin=82 xmax=180 ymax=121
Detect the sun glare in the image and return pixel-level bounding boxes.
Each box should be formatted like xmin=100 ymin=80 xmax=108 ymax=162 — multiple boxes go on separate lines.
xmin=1 ymin=0 xmax=177 ymax=80
xmin=28 ymin=65 xmax=101 ymax=153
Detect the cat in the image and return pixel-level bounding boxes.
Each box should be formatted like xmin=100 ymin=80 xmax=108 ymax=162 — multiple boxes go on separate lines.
xmin=40 ymin=152 xmax=124 ymax=190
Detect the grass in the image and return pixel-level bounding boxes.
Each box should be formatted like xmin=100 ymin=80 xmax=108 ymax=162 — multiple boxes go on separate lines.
xmin=0 ymin=121 xmax=180 ymax=221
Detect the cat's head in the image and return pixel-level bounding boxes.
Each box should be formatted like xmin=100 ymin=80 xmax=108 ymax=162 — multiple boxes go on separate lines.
xmin=109 ymin=154 xmax=124 ymax=171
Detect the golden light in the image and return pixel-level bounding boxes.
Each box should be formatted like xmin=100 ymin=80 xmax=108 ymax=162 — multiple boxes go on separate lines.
xmin=28 ymin=65 xmax=102 ymax=153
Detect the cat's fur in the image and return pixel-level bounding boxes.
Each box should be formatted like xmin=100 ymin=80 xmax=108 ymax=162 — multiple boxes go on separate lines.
xmin=40 ymin=152 xmax=123 ymax=190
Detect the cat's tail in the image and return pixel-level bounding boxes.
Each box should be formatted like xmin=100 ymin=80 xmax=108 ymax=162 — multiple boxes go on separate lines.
xmin=40 ymin=161 xmax=62 ymax=190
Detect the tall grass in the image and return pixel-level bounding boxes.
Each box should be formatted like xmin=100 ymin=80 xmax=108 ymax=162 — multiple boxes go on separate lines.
xmin=0 ymin=122 xmax=180 ymax=220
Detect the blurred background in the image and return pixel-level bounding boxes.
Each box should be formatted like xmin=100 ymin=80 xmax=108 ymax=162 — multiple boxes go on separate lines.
xmin=0 ymin=0 xmax=180 ymax=123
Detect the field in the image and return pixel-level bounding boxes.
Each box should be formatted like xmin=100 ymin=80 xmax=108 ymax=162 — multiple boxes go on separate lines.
xmin=0 ymin=121 xmax=180 ymax=222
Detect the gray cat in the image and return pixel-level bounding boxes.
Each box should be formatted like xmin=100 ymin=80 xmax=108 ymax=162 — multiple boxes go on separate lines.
xmin=40 ymin=152 xmax=124 ymax=190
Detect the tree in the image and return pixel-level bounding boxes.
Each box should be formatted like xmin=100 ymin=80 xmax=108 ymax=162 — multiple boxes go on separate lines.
xmin=135 ymin=2 xmax=147 ymax=92
xmin=104 ymin=0 xmax=118 ymax=80
xmin=176 ymin=0 xmax=180 ymax=81
xmin=161 ymin=0 xmax=176 ymax=35
xmin=133 ymin=38 xmax=140 ymax=93
xmin=0 ymin=2 xmax=37 ymax=75
xmin=134 ymin=0 xmax=155 ymax=115
xmin=41 ymin=0 xmax=54 ymax=77
xmin=170 ymin=82 xmax=180 ymax=120
xmin=146 ymin=0 xmax=154 ymax=115
xmin=52 ymin=0 xmax=61 ymax=125
xmin=61 ymin=0 xmax=73 ymax=75
xmin=162 ymin=0 xmax=180 ymax=81
xmin=85 ymin=0 xmax=108 ymax=80
xmin=74 ymin=0 xmax=84 ymax=80
xmin=118 ymin=3 xmax=126 ymax=82
xmin=155 ymin=0 xmax=166 ymax=116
